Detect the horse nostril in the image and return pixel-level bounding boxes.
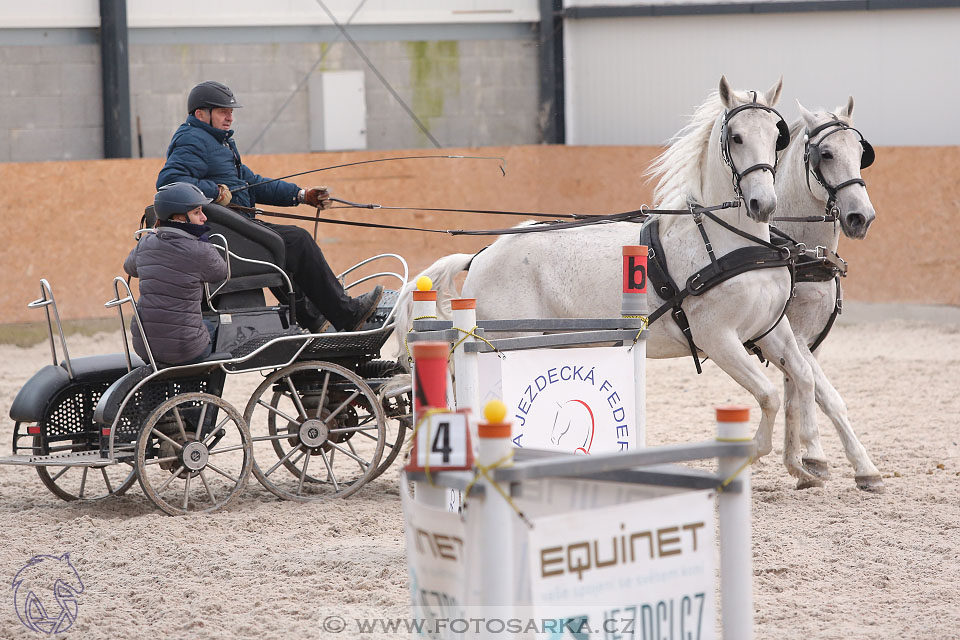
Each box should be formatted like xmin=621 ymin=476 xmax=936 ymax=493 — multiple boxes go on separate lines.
xmin=749 ymin=198 xmax=760 ymax=213
xmin=847 ymin=213 xmax=866 ymax=229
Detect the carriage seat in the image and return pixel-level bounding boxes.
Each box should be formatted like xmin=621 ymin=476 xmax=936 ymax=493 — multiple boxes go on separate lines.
xmin=143 ymin=202 xmax=288 ymax=297
xmin=9 ymin=366 xmax=71 ymax=423
xmin=61 ymin=354 xmax=146 ymax=382
xmin=93 ymin=352 xmax=233 ymax=427
xmin=9 ymin=354 xmax=149 ymax=423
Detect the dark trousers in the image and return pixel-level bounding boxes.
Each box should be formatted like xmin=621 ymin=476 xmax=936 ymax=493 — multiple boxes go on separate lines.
xmin=263 ymin=223 xmax=358 ymax=330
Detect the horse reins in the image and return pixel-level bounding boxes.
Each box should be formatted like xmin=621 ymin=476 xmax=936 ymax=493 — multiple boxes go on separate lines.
xmin=229 ymin=200 xmax=742 ymax=237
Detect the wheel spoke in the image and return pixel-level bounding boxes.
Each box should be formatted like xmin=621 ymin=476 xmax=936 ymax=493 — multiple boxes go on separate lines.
xmin=182 ymin=473 xmax=192 ymax=511
xmin=173 ymin=408 xmax=189 ymax=443
xmin=202 ymin=416 xmax=233 ymax=446
xmin=101 ymin=468 xmax=114 ymax=494
xmin=250 ymin=432 xmax=300 ymax=443
xmin=144 ymin=455 xmax=179 ymax=467
xmin=296 ymin=448 xmax=311 ymax=496
xmin=264 ymin=445 xmax=303 ymax=477
xmin=256 ymin=398 xmax=299 ymax=425
xmin=347 ymin=440 xmax=367 ymax=473
xmin=78 ymin=467 xmax=89 ymax=498
xmin=329 ymin=424 xmax=379 ymax=435
xmin=50 ymin=466 xmax=70 ymax=482
xmin=205 ymin=462 xmax=240 ymax=484
xmin=207 ymin=443 xmax=247 ymax=456
xmin=194 ymin=401 xmax=210 ymax=439
xmin=322 ymin=390 xmax=361 ymax=425
xmin=284 ymin=377 xmax=308 ymax=420
xmin=199 ymin=470 xmax=217 ymax=504
xmin=319 ymin=450 xmax=339 ymax=492
xmin=317 ymin=372 xmax=331 ymax=418
xmin=152 ymin=429 xmax=184 ymax=450
xmin=157 ymin=466 xmax=186 ymax=492
xmin=328 ymin=440 xmax=371 ymax=468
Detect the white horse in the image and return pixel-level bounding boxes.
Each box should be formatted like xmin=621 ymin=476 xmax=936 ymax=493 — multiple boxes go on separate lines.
xmin=399 ymin=77 xmax=825 ymax=487
xmin=770 ymin=98 xmax=883 ymax=491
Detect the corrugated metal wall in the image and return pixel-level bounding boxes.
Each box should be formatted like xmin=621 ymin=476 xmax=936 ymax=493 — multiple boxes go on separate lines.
xmin=563 ymin=7 xmax=960 ymax=145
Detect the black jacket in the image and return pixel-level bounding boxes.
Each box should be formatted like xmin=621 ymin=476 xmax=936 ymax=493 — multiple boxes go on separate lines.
xmin=124 ymin=226 xmax=228 ymax=365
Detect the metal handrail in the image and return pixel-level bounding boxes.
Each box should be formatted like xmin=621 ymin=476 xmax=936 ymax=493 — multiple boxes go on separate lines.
xmin=338 ymin=253 xmax=410 ymax=329
xmin=204 ymin=233 xmax=232 ymax=304
xmin=27 ymin=279 xmax=74 ymax=379
xmin=104 ymin=276 xmax=159 ymax=372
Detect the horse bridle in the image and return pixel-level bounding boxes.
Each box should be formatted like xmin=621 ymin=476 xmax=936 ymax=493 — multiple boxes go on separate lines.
xmin=719 ymin=91 xmax=791 ymax=200
xmin=804 ymin=119 xmax=875 ymax=216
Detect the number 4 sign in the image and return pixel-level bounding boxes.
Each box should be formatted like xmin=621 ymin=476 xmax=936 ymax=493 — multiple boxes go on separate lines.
xmin=406 ymin=411 xmax=474 ymax=472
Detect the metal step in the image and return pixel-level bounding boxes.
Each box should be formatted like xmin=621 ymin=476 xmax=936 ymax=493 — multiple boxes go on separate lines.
xmin=0 ymin=449 xmax=121 ymax=467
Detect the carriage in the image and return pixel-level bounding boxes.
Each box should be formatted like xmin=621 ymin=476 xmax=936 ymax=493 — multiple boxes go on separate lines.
xmin=1 ymin=203 xmax=413 ymax=515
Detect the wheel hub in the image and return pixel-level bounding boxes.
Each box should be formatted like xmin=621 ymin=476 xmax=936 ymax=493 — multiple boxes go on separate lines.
xmin=299 ymin=419 xmax=329 ymax=448
xmin=180 ymin=441 xmax=209 ymax=471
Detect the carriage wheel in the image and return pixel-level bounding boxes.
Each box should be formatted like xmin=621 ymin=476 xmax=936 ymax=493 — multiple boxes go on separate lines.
xmin=244 ymin=361 xmax=386 ymax=502
xmin=28 ymin=431 xmax=137 ymax=502
xmin=135 ymin=393 xmax=251 ymax=516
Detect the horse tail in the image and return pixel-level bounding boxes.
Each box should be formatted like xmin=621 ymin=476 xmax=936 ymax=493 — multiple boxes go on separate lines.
xmin=394 ymin=252 xmax=475 ymax=367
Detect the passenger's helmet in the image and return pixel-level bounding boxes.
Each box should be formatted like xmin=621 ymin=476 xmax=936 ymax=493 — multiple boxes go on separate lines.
xmin=154 ymin=182 xmax=212 ymax=221
xmin=188 ymin=81 xmax=243 ymax=114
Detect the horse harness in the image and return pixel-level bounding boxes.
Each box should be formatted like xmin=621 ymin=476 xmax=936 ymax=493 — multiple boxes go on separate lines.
xmin=720 ymin=92 xmax=791 ymax=199
xmin=641 ymin=209 xmax=804 ymax=374
xmin=804 ymin=118 xmax=875 ymax=216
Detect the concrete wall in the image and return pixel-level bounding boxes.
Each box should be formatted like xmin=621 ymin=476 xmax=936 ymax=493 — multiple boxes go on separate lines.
xmin=562 ymin=6 xmax=960 ymax=146
xmin=0 ymin=26 xmax=541 ymax=162
xmin=0 ymin=145 xmax=956 ymax=325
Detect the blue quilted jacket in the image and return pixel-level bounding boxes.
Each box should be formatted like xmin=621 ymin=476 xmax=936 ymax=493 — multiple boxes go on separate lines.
xmin=157 ymin=116 xmax=300 ymax=210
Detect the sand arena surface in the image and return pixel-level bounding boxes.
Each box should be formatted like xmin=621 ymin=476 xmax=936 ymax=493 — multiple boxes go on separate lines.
xmin=0 ymin=320 xmax=958 ymax=639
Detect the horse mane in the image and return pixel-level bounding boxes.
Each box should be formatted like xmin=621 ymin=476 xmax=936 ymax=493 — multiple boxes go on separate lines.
xmin=646 ymin=91 xmax=725 ymax=208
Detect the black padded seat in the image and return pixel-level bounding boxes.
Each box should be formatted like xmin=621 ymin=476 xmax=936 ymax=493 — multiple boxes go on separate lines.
xmin=94 ymin=366 xmax=153 ymax=427
xmin=9 ymin=365 xmax=71 ymax=422
xmin=61 ymin=354 xmax=146 ymax=382
xmin=93 ymin=353 xmax=233 ymax=427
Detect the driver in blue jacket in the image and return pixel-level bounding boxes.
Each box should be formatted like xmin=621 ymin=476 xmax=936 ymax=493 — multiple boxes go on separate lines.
xmin=157 ymin=80 xmax=381 ymax=333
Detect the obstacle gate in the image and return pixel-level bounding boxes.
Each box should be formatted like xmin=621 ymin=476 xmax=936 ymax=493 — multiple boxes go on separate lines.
xmin=401 ymin=246 xmax=755 ymax=639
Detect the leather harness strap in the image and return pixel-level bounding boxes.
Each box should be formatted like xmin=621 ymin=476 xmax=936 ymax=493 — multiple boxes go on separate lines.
xmin=641 ymin=212 xmax=802 ymax=374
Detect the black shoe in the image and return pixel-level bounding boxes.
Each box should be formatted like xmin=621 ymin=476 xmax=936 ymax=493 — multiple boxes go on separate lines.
xmin=344 ymin=285 xmax=384 ymax=331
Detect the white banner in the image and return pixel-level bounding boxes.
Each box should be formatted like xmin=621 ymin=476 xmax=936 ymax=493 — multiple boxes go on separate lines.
xmin=479 ymin=346 xmax=638 ymax=454
xmin=401 ymin=479 xmax=468 ymax=630
xmin=527 ymin=490 xmax=717 ymax=640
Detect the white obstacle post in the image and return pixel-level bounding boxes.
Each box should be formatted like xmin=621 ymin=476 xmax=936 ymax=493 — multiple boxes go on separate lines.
xmin=451 ymin=298 xmax=480 ymax=432
xmin=716 ymin=405 xmax=754 ymax=639
xmin=621 ymin=245 xmax=649 ymax=447
xmin=476 ymin=404 xmax=514 ymax=636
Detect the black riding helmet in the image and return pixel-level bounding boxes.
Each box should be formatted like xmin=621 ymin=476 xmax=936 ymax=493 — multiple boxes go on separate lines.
xmin=154 ymin=183 xmax=213 ymax=221
xmin=187 ymin=81 xmax=243 ymax=114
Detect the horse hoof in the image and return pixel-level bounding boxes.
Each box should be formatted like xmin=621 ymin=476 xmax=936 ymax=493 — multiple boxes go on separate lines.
xmin=795 ymin=477 xmax=824 ymax=490
xmin=856 ymin=475 xmax=886 ymax=493
xmin=802 ymin=458 xmax=831 ymax=480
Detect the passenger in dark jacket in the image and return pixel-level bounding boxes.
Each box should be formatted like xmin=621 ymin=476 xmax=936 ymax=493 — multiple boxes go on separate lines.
xmin=125 ymin=183 xmax=227 ymax=366
xmin=156 ymin=81 xmax=382 ymax=333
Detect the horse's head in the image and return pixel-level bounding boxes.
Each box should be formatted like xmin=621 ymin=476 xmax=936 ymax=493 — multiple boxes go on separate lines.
xmin=717 ymin=75 xmax=789 ymax=222
xmin=798 ymin=97 xmax=876 ymax=239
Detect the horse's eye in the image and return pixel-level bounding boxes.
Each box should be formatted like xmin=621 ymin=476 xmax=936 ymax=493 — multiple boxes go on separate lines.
xmin=821 ymin=150 xmax=833 ymax=160
xmin=731 ymin=134 xmax=743 ymax=145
